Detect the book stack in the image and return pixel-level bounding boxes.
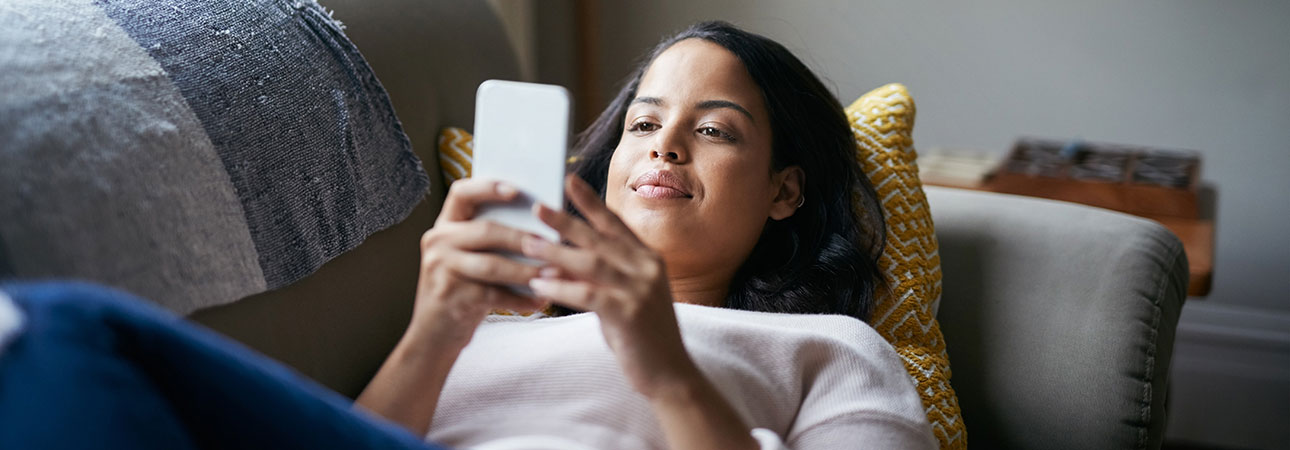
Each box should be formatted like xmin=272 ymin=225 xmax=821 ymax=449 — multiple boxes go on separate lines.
xmin=984 ymin=137 xmax=1201 ymax=219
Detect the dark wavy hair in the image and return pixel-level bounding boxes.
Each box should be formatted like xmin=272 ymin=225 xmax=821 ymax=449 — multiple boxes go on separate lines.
xmin=568 ymin=21 xmax=886 ymax=322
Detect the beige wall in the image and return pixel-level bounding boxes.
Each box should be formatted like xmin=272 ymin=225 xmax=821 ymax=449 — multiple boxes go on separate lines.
xmin=487 ymin=0 xmax=538 ymax=82
xmin=590 ymin=0 xmax=1290 ymax=309
xmin=524 ymin=1 xmax=1290 ymax=448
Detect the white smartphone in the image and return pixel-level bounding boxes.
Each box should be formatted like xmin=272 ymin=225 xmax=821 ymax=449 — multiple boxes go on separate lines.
xmin=472 ymin=79 xmax=570 ymax=246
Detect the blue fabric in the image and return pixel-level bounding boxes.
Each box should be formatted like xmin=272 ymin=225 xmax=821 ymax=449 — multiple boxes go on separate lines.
xmin=0 ymin=281 xmax=443 ymax=450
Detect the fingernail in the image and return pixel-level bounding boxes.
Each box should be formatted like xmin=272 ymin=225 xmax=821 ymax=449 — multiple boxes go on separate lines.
xmin=496 ymin=183 xmax=516 ymax=197
xmin=529 ymin=278 xmax=554 ymax=297
xmin=539 ymin=267 xmax=559 ymax=279
xmin=522 ymin=235 xmax=548 ymax=255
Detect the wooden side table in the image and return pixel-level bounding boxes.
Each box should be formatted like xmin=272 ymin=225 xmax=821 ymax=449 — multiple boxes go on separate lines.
xmin=919 ymin=148 xmax=1215 ymax=297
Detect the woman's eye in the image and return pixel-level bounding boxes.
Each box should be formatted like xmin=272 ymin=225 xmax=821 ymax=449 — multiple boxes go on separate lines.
xmin=698 ymin=127 xmax=737 ymax=143
xmin=629 ymin=121 xmax=659 ymax=133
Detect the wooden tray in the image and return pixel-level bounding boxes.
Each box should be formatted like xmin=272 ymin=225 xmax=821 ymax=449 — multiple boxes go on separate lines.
xmin=983 ymin=137 xmax=1202 ymax=219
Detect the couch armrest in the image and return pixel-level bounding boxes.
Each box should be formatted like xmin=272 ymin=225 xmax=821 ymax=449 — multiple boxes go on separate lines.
xmin=926 ymin=186 xmax=1188 ymax=450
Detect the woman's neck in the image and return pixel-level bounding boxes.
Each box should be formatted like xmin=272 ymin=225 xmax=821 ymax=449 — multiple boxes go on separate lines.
xmin=667 ymin=271 xmax=731 ymax=308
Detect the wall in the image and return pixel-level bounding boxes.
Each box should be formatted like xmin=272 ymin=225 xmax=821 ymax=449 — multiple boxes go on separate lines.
xmin=567 ymin=1 xmax=1289 ymax=448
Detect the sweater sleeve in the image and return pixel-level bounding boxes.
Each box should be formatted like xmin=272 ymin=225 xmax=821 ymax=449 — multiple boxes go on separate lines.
xmin=781 ymin=320 xmax=938 ymax=449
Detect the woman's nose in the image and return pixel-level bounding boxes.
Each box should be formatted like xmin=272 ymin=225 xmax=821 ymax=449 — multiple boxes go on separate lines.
xmin=649 ymin=149 xmax=682 ymax=162
xmin=648 ymin=132 xmax=688 ymax=163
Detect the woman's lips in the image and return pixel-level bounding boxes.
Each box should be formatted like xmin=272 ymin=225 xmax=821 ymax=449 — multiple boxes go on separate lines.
xmin=631 ymin=170 xmax=693 ymax=199
xmin=635 ymin=185 xmax=689 ymax=199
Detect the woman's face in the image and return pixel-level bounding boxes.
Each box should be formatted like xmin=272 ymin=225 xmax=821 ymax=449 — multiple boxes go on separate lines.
xmin=605 ymin=38 xmax=802 ymax=293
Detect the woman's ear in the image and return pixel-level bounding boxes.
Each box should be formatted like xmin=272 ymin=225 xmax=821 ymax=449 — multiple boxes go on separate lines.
xmin=769 ymin=166 xmax=804 ymax=220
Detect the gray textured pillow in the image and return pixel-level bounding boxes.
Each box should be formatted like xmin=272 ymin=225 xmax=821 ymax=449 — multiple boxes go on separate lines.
xmin=0 ymin=0 xmax=429 ymax=313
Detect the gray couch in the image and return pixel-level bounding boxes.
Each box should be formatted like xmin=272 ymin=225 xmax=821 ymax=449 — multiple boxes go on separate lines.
xmin=927 ymin=187 xmax=1187 ymax=449
xmin=6 ymin=1 xmax=1190 ymax=449
xmin=192 ymin=3 xmax=1190 ymax=447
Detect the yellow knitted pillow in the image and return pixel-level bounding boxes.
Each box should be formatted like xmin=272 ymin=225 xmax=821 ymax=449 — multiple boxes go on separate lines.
xmin=436 ymin=84 xmax=965 ymax=447
xmin=847 ymin=83 xmax=964 ymax=449
xmin=438 ymin=126 xmax=473 ymax=184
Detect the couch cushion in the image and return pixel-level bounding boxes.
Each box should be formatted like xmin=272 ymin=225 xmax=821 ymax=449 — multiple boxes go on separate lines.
xmin=0 ymin=0 xmax=428 ymax=314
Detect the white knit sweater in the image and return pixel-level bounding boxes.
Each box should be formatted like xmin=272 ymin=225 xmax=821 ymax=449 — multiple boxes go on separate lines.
xmin=427 ymin=303 xmax=936 ymax=449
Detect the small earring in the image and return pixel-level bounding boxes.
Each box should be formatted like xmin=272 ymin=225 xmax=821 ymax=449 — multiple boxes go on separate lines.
xmin=795 ymin=195 xmax=805 ymax=209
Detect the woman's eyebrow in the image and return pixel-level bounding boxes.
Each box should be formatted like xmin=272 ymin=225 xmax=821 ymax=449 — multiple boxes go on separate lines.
xmin=632 ymin=96 xmax=664 ymax=106
xmin=697 ymin=100 xmax=754 ymax=122
xmin=631 ymin=96 xmax=755 ymax=123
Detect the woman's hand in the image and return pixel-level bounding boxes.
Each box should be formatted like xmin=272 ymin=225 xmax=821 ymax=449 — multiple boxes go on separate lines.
xmin=521 ymin=175 xmax=696 ymax=397
xmin=410 ymin=178 xmax=546 ymax=345
xmin=523 ymin=175 xmax=757 ymax=450
xmin=357 ymin=178 xmax=544 ymax=435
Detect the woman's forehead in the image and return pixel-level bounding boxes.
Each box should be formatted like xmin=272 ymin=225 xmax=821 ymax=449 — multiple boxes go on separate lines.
xmin=634 ymin=39 xmax=766 ymax=120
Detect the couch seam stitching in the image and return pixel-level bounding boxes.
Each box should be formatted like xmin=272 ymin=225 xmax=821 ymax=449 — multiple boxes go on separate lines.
xmin=1137 ymin=232 xmax=1183 ymax=450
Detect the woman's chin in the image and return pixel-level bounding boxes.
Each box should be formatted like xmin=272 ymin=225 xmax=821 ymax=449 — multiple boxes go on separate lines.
xmin=618 ymin=208 xmax=692 ymax=244
xmin=614 ymin=193 xmax=693 ymax=222
xmin=607 ymin=191 xmax=697 ymax=244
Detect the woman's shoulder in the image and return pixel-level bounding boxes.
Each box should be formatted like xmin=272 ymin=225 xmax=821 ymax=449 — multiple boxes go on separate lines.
xmin=671 ymin=303 xmax=894 ymax=354
xmin=671 ymin=306 xmax=933 ymax=446
xmin=479 ymin=304 xmax=896 ymax=358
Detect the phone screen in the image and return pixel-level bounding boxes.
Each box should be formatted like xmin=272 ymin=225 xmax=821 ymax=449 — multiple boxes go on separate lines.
xmin=472 ymin=80 xmax=571 ymax=243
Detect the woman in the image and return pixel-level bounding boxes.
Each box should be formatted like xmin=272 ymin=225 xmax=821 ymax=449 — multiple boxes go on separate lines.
xmin=356 ymin=21 xmax=934 ymax=449
xmin=0 ymin=20 xmax=932 ymax=450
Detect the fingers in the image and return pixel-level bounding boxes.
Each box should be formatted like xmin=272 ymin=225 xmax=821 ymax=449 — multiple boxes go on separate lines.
xmin=414 ymin=179 xmax=548 ymax=324
xmin=521 ymin=234 xmax=628 ymax=286
xmin=563 ymin=175 xmax=636 ymax=240
xmin=419 ymin=247 xmax=544 ymax=313
xmin=423 ymin=175 xmax=658 ymax=317
xmin=528 ymin=277 xmax=604 ymax=312
xmin=477 ymin=284 xmax=546 ymax=312
xmin=438 ymin=178 xmax=519 ymax=223
xmin=427 ymin=279 xmax=544 ymax=315
xmin=422 ymin=220 xmax=530 ymax=254
xmin=532 ymin=202 xmax=600 ymax=250
xmin=436 ymin=249 xmax=542 ymax=288
xmin=530 ymin=204 xmax=642 ymax=275
xmin=527 ymin=176 xmax=655 ymax=282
